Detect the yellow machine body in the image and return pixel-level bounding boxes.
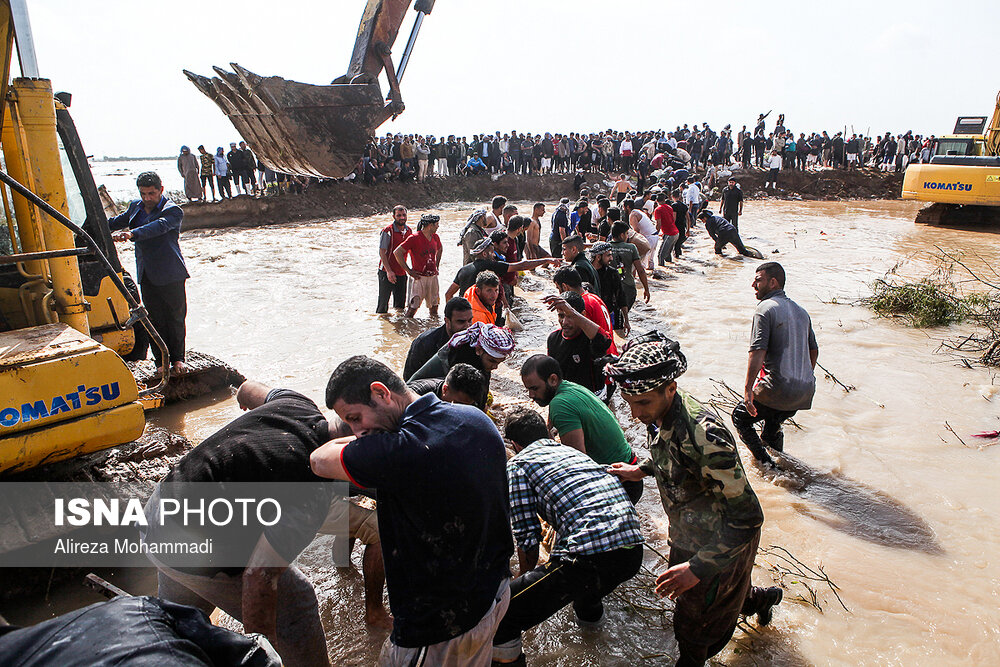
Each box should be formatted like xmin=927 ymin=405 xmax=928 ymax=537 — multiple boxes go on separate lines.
xmin=0 ymin=5 xmax=146 ymax=475
xmin=901 ymin=163 xmax=1000 ymax=205
xmin=0 ymin=323 xmax=144 ymax=473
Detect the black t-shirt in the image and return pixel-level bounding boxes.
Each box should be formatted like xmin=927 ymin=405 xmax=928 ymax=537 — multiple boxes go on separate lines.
xmin=403 ymin=324 xmax=450 ymax=381
xmin=721 ymin=186 xmax=743 ymax=214
xmin=575 ymin=209 xmax=594 ymax=237
xmin=595 ymin=265 xmax=625 ymax=315
xmin=407 ymin=377 xmax=444 ymax=399
xmin=547 ymin=329 xmax=612 ymax=392
xmin=671 ymin=201 xmax=689 ymax=225
xmin=341 ymin=394 xmax=513 ymax=648
xmin=572 ymin=254 xmax=601 ymax=293
xmin=453 ymin=259 xmax=511 ymax=295
xmin=147 ymin=390 xmax=334 ymax=571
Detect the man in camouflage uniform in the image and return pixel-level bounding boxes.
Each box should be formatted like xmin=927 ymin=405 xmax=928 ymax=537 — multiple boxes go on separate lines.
xmin=607 ymin=339 xmax=782 ymax=667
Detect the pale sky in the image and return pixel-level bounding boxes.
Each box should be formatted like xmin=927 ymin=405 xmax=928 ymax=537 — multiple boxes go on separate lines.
xmin=27 ymin=0 xmax=1000 ymax=157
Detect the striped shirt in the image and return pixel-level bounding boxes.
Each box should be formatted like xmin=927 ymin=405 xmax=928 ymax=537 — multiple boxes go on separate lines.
xmin=507 ymin=439 xmax=643 ymax=557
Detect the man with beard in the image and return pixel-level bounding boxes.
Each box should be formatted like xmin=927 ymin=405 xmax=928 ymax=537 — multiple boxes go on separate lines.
xmin=519 ymin=354 xmax=641 ymax=504
xmin=542 ymin=292 xmax=612 ymax=393
xmin=731 ymin=262 xmax=818 ymax=466
xmin=311 ymin=357 xmax=513 ymax=667
xmin=718 ymin=177 xmax=744 ymax=230
xmin=560 ymin=234 xmax=600 ymax=292
xmin=589 ymin=242 xmax=627 ymax=333
xmin=402 ymin=297 xmax=475 ymax=380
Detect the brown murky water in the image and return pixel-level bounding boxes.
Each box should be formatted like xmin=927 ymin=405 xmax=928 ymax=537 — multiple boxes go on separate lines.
xmin=7 ymin=199 xmax=1000 ymax=666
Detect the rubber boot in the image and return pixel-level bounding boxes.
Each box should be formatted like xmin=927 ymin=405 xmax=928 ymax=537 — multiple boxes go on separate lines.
xmin=762 ymin=430 xmax=784 ymax=453
xmin=756 ymin=587 xmax=783 ymax=626
xmin=735 ymin=426 xmax=776 ymax=466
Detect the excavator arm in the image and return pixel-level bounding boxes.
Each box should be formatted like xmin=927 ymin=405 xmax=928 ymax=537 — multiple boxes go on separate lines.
xmin=986 ymin=90 xmax=1000 ymax=157
xmin=184 ymin=0 xmax=436 ymax=179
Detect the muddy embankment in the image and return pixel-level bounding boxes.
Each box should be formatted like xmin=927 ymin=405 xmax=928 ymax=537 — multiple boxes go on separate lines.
xmin=180 ymin=170 xmax=905 ymax=231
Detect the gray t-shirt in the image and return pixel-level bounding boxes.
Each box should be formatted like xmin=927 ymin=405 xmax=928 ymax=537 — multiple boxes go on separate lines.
xmin=749 ymin=289 xmax=817 ymax=411
xmin=609 ymin=241 xmax=640 ymax=289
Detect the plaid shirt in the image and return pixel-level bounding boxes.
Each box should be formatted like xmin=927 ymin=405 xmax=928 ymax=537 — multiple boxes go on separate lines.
xmin=507 ymin=439 xmax=643 ymax=557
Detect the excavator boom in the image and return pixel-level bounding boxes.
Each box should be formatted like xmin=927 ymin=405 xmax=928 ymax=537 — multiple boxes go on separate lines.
xmin=185 ymin=0 xmax=435 ymax=178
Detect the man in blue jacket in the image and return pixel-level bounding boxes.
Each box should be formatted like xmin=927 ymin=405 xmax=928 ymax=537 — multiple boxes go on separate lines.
xmin=109 ymin=171 xmax=189 ymax=374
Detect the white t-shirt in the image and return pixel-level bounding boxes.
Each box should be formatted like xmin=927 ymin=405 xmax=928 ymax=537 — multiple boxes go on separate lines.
xmin=685 ymin=183 xmax=701 ymax=205
xmin=768 ymin=154 xmax=782 ymax=169
xmin=621 ymin=140 xmax=633 ymax=155
xmin=632 ymin=210 xmax=657 ymax=238
xmin=643 ymin=199 xmax=656 ymax=217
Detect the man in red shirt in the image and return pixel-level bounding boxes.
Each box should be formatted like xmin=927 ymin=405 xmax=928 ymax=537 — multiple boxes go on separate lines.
xmin=552 ymin=266 xmax=617 ymax=355
xmin=394 ymin=213 xmax=443 ymax=317
xmin=654 ymin=192 xmax=679 ymax=266
xmin=377 ymin=205 xmax=412 ymax=313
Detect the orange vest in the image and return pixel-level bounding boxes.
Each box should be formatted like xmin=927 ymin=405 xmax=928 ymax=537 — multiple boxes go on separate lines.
xmin=464 ymin=285 xmax=497 ymax=325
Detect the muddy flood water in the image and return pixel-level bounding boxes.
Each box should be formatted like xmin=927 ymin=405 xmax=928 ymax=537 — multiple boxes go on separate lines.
xmin=6 ymin=198 xmax=1000 ymax=666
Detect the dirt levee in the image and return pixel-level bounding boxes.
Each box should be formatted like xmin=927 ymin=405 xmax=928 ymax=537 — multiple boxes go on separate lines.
xmin=180 ymin=170 xmax=904 ymax=231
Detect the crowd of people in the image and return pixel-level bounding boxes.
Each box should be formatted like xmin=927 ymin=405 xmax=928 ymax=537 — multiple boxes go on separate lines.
xmin=105 ymin=162 xmax=823 ymax=666
xmin=355 ymin=111 xmax=932 ymax=187
xmin=175 ymin=112 xmax=931 ymax=205
xmin=176 ymin=141 xmax=311 ymax=202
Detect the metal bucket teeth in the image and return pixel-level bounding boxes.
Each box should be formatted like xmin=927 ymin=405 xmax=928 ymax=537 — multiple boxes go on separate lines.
xmin=184 ymin=64 xmax=389 ymax=178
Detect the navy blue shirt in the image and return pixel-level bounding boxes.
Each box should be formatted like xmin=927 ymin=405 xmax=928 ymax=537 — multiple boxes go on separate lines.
xmin=704 ymin=213 xmax=737 ymax=240
xmin=341 ymin=394 xmax=513 ymax=648
xmin=108 ymin=196 xmax=188 ymax=285
xmin=550 ymin=206 xmax=570 ymax=243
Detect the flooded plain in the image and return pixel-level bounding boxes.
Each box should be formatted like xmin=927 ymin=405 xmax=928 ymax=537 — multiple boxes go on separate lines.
xmin=7 ymin=198 xmax=1000 ymax=665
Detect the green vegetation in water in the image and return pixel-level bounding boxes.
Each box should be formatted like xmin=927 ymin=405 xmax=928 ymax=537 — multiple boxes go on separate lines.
xmin=861 ymin=249 xmax=1000 ymax=368
xmin=862 ymin=277 xmax=972 ymax=327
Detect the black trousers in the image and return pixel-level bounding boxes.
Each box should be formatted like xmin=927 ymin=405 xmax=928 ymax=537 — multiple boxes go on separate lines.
xmin=493 ymin=545 xmax=643 ymax=645
xmin=376 ymin=269 xmax=407 ymax=313
xmin=731 ymin=399 xmax=797 ymax=458
xmin=713 ymin=230 xmax=749 ymax=256
xmin=140 ymin=279 xmax=186 ymax=365
xmin=722 ymin=210 xmax=739 ymax=230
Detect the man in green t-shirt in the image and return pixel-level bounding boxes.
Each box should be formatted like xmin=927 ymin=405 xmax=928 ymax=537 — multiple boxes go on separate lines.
xmin=520 ymin=354 xmax=641 ymax=504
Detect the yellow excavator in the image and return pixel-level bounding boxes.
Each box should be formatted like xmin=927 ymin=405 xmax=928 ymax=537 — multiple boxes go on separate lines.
xmin=901 ymin=90 xmax=1000 ymax=225
xmin=0 ymin=0 xmax=239 ymax=476
xmin=185 ymin=0 xmax=436 ymax=178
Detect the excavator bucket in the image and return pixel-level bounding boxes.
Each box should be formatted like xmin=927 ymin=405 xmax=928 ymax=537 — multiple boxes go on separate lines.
xmin=184 ymin=64 xmax=392 ymax=179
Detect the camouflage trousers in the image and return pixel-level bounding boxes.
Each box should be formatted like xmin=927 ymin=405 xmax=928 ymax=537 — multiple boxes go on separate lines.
xmin=670 ymin=531 xmax=768 ymax=666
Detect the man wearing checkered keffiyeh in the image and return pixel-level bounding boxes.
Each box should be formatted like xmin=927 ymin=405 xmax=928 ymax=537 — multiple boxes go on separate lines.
xmin=607 ymin=339 xmax=784 ymax=666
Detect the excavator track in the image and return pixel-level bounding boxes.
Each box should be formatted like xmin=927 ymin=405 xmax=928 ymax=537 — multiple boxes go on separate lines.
xmin=129 ymin=349 xmax=246 ymax=405
xmin=914 ymin=202 xmax=1000 ymax=226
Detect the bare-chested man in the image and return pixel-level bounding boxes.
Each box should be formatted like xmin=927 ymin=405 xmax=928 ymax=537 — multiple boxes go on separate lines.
xmin=525 ymin=202 xmax=547 ymax=259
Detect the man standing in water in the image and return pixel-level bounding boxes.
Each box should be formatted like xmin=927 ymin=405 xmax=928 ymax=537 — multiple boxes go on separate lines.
xmin=607 ymin=339 xmax=783 ymax=666
xmin=731 ymin=262 xmax=818 ymax=466
xmin=393 ymin=213 xmax=443 ymax=318
xmin=525 ymin=202 xmax=546 ymax=259
xmin=110 ymin=171 xmax=189 ymax=374
xmin=376 ymin=205 xmax=412 ymax=314
xmin=719 ymin=177 xmax=744 ymax=230
xmin=311 ymin=356 xmax=513 ymax=667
